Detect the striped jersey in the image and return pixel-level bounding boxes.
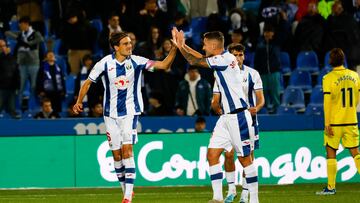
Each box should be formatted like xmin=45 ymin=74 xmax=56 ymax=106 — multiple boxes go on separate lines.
xmin=213 ymin=64 xmax=263 ymax=107
xmin=207 ymin=51 xmax=248 ymax=114
xmin=89 ymin=54 xmax=154 ymax=118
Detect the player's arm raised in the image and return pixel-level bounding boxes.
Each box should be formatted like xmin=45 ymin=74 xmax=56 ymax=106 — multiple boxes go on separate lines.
xmin=152 ymin=44 xmax=177 ymax=70
xmin=173 ymin=28 xmax=209 ymax=68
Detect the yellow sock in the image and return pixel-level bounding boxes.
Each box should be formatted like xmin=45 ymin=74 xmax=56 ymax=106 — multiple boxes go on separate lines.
xmin=327 ymin=159 xmax=337 ymax=189
xmin=354 ymin=154 xmax=360 ymax=174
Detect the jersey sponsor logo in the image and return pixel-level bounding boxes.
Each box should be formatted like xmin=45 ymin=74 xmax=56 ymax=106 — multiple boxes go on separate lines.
xmin=125 ymin=64 xmax=132 ymax=70
xmin=230 ymin=60 xmax=236 ymax=68
xmin=114 ymin=75 xmax=129 ymax=90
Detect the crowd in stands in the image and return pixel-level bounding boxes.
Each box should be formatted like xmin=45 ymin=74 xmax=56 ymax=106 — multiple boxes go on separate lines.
xmin=0 ymin=0 xmax=360 ymax=119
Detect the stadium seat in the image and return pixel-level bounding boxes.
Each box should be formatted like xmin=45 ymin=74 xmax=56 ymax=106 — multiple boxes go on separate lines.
xmin=65 ymin=75 xmax=76 ymax=96
xmin=90 ymin=19 xmax=103 ymax=34
xmin=309 ymin=86 xmax=323 ymax=106
xmin=288 ymin=69 xmax=312 ymax=93
xmin=244 ymin=51 xmax=254 ymax=68
xmin=296 ymin=51 xmax=319 ymax=74
xmin=190 ymin=17 xmax=207 ymax=49
xmin=56 ymin=55 xmax=68 ymax=76
xmin=53 ymin=39 xmax=62 ymax=55
xmin=6 ymin=39 xmax=17 ymax=55
xmin=257 ymin=107 xmax=268 ymax=114
xmin=276 ymin=106 xmax=297 ymax=115
xmin=316 ymin=67 xmax=331 ymax=85
xmin=281 ymin=87 xmax=305 ymax=109
xmin=305 ymin=104 xmax=323 ymax=115
xmin=324 ymin=50 xmax=348 ymax=68
xmin=280 ymin=51 xmax=291 ymax=75
xmin=42 ymin=0 xmax=54 ymax=20
xmin=9 ymin=19 xmax=19 ymax=31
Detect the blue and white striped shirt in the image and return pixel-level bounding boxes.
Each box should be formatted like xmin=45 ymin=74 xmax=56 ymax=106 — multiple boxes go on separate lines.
xmin=89 ymin=54 xmax=154 ymax=118
xmin=207 ymin=51 xmax=248 ymax=114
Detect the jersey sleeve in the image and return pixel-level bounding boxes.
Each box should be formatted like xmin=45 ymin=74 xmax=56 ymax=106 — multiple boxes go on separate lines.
xmin=253 ymin=70 xmax=263 ymax=90
xmin=206 ymin=55 xmax=229 ymax=71
xmin=88 ymin=61 xmax=105 ymax=83
xmin=131 ymin=55 xmax=154 ymax=72
xmin=322 ymin=75 xmax=331 ymax=126
xmin=213 ymin=81 xmax=220 ymax=94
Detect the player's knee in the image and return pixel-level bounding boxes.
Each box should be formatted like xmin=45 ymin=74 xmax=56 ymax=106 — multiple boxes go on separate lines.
xmin=122 ymin=145 xmax=133 ymax=159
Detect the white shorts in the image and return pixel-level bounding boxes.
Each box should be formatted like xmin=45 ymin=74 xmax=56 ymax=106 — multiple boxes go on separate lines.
xmin=104 ymin=115 xmax=139 ymax=150
xmin=209 ymin=110 xmax=254 ymax=157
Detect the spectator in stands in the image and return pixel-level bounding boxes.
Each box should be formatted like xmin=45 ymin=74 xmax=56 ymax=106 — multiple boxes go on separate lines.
xmin=254 ymin=23 xmax=282 ymax=113
xmin=99 ymin=12 xmax=123 ymax=55
xmin=16 ymin=0 xmax=45 ymax=36
xmin=323 ymin=0 xmax=360 ymax=68
xmin=228 ymin=8 xmax=259 ymax=51
xmin=128 ymin=32 xmax=142 ymax=55
xmin=36 ymin=51 xmax=66 ymax=113
xmin=137 ymin=0 xmax=169 ymax=41
xmin=89 ymin=101 xmax=103 ymax=118
xmin=294 ymin=1 xmax=325 ymax=56
xmin=60 ymin=10 xmax=97 ymax=75
xmin=141 ymin=26 xmax=163 ymax=60
xmin=0 ymin=39 xmax=20 ymax=118
xmin=146 ymin=91 xmax=171 ymax=116
xmin=34 ymin=97 xmax=60 ymax=119
xmin=195 ymin=116 xmax=207 ymax=132
xmin=175 ymin=66 xmax=212 ymax=116
xmin=5 ymin=16 xmax=44 ymax=110
xmin=74 ymin=54 xmax=104 ymax=116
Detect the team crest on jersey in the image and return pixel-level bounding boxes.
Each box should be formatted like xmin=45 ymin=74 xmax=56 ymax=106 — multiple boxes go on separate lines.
xmin=114 ymin=75 xmax=129 ymax=90
xmin=125 ymin=64 xmax=132 ymax=70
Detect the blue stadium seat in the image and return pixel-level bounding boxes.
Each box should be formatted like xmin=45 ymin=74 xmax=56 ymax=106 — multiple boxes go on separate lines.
xmin=305 ymin=104 xmax=323 ymax=115
xmin=257 ymin=107 xmax=268 ymax=114
xmin=281 ymin=87 xmax=305 ymax=109
xmin=288 ymin=70 xmax=312 ymax=93
xmin=317 ymin=67 xmax=331 ymax=85
xmin=276 ymin=106 xmax=297 ymax=115
xmin=42 ymin=0 xmax=54 ymax=20
xmin=56 ymin=55 xmax=68 ymax=76
xmin=90 ymin=19 xmax=103 ymax=34
xmin=190 ymin=17 xmax=207 ymax=49
xmin=280 ymin=51 xmax=291 ymax=75
xmin=244 ymin=51 xmax=254 ymax=68
xmin=53 ymin=39 xmax=62 ymax=55
xmin=309 ymin=86 xmax=323 ymax=106
xmin=6 ymin=39 xmax=17 ymax=55
xmin=9 ymin=19 xmax=19 ymax=31
xmin=65 ymin=75 xmax=76 ymax=96
xmin=296 ymin=51 xmax=319 ymax=73
xmin=324 ymin=50 xmax=348 ymax=68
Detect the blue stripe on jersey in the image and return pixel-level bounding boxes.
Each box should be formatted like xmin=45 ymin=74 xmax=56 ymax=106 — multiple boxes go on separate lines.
xmin=116 ymin=63 xmax=127 ymax=116
xmin=248 ymin=73 xmax=255 ymax=107
xmin=131 ymin=59 xmax=143 ymax=113
xmin=237 ymin=112 xmax=251 ymax=156
xmin=216 ymin=70 xmax=236 ymax=112
xmin=103 ymin=63 xmax=111 ymax=116
xmin=132 ymin=115 xmax=138 ymax=129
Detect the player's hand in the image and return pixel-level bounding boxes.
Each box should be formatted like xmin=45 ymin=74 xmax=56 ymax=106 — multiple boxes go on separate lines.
xmin=171 ymin=27 xmax=180 ymax=48
xmin=176 ymin=30 xmax=185 ymax=48
xmin=249 ymin=107 xmax=257 ymax=116
xmin=73 ymin=103 xmax=83 ymax=115
xmin=325 ymin=126 xmax=334 ymax=136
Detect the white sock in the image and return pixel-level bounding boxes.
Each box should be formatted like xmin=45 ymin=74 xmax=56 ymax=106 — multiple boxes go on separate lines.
xmin=123 ymin=157 xmax=136 ymax=200
xmin=226 ymin=171 xmax=236 ymax=195
xmin=241 ymin=173 xmax=249 ymax=200
xmin=244 ymin=164 xmax=259 ymax=203
xmin=209 ymin=163 xmax=223 ymax=201
xmin=114 ymin=161 xmax=125 ymax=193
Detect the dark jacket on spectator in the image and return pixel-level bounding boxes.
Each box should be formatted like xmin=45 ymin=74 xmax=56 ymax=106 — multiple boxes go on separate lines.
xmin=0 ymin=52 xmax=20 ymax=90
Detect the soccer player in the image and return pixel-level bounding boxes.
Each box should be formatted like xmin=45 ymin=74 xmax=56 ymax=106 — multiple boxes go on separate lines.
xmin=73 ymin=31 xmax=177 ymax=203
xmin=316 ymin=48 xmax=360 ymax=195
xmin=172 ymin=29 xmax=259 ymax=203
xmin=212 ymin=43 xmax=264 ymax=203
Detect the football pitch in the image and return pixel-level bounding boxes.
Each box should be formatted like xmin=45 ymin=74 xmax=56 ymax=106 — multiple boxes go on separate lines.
xmin=0 ymin=183 xmax=359 ymax=203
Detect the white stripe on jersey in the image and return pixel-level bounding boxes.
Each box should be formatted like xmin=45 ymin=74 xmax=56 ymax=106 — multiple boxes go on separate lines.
xmin=240 ymin=65 xmax=263 ymax=107
xmin=206 ymin=51 xmax=248 ymax=114
xmin=89 ymin=54 xmax=153 ymax=118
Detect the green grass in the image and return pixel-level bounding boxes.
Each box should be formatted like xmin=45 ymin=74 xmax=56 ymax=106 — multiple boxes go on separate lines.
xmin=0 ymin=183 xmax=359 ymax=203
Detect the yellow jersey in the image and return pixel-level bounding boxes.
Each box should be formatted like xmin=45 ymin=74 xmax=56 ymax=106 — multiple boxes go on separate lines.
xmin=323 ymin=66 xmax=360 ymax=126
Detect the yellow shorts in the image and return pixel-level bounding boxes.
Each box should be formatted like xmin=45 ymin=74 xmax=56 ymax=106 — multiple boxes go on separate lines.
xmin=324 ymin=125 xmax=359 ymax=149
